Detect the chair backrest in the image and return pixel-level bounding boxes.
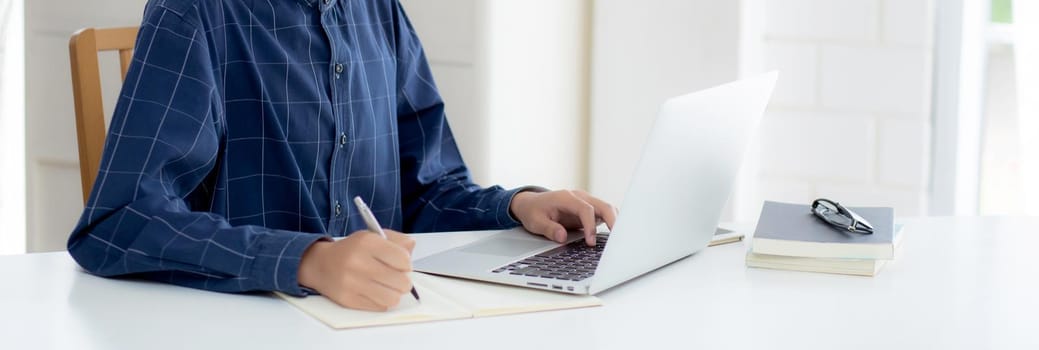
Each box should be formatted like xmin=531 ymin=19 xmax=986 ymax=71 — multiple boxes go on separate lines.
xmin=69 ymin=27 xmax=138 ymax=204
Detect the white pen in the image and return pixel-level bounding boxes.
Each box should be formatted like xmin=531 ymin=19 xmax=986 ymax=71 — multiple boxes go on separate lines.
xmin=352 ymin=196 xmax=421 ymax=301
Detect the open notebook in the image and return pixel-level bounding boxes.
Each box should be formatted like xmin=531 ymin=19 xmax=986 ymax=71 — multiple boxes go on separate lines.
xmin=277 ymin=272 xmax=602 ymax=329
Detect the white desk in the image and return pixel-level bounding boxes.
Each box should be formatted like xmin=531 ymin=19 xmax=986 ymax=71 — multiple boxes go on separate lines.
xmin=1 ymin=217 xmax=1037 ymax=349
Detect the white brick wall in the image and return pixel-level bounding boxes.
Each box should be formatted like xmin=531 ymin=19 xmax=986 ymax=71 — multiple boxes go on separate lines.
xmin=764 ymin=0 xmax=879 ymax=41
xmin=406 ymin=0 xmax=936 ymax=220
xmin=819 ymin=45 xmax=929 ymax=115
xmin=763 ymin=42 xmax=817 ymax=107
xmin=751 ymin=0 xmax=934 ymax=218
xmin=815 ymin=184 xmax=926 ymax=214
xmin=882 ymin=0 xmax=932 ymax=47
xmin=877 ymin=118 xmax=929 ymax=188
xmin=759 ymin=111 xmax=876 ymax=182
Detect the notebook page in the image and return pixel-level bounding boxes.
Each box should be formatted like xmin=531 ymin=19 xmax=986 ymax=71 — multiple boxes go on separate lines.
xmin=416 ymin=273 xmax=602 ymax=317
xmin=276 ymin=272 xmax=470 ymax=329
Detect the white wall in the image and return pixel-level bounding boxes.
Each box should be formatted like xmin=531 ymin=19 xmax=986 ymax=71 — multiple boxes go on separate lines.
xmin=1014 ymin=0 xmax=1039 ymax=215
xmin=481 ymin=0 xmax=588 ymax=190
xmin=15 ymin=0 xmax=940 ymax=252
xmin=399 ymin=0 xmax=486 ymax=181
xmin=749 ymin=0 xmax=935 ymax=219
xmin=25 ymin=0 xmax=146 ymax=252
xmin=402 ymin=0 xmax=589 ymax=191
xmin=588 ymin=0 xmax=744 ymax=208
xmin=0 ymin=0 xmax=25 ymax=254
xmin=588 ymin=0 xmax=935 ymax=220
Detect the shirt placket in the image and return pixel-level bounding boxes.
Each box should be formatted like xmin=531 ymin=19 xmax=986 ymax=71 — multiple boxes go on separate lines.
xmin=321 ymin=1 xmax=350 ymax=236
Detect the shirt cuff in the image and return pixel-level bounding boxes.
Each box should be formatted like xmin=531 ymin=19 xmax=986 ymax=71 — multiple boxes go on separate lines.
xmin=246 ymin=229 xmax=331 ymax=296
xmin=496 ymin=185 xmax=550 ymax=228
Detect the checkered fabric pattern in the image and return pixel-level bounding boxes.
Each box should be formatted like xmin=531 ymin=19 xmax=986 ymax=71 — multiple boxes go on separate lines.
xmin=68 ymin=0 xmax=526 ymax=296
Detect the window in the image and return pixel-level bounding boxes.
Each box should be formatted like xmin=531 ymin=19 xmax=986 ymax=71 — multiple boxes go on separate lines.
xmin=979 ymin=0 xmax=1022 ymax=215
xmin=992 ymin=0 xmax=1012 ymax=24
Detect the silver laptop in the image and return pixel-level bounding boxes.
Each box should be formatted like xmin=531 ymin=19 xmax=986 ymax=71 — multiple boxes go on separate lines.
xmin=414 ymin=72 xmax=777 ymax=295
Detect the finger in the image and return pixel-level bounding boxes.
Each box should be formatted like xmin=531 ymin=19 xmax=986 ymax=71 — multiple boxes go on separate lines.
xmin=575 ymin=191 xmax=618 ymax=231
xmin=564 ymin=193 xmax=598 ymax=246
xmin=357 ymin=279 xmax=405 ymax=310
xmin=363 ymin=236 xmax=413 ymax=271
xmin=340 ymin=292 xmax=389 ymax=312
xmin=358 ymin=290 xmax=399 ymax=311
xmin=526 ymin=217 xmax=568 ymax=243
xmin=384 ymin=230 xmax=416 ymax=254
xmin=323 ymin=285 xmax=387 ymax=312
xmin=366 ymin=263 xmax=412 ymax=294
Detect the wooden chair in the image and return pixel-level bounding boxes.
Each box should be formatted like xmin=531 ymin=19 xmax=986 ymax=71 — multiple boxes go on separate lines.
xmin=69 ymin=27 xmax=138 ymax=204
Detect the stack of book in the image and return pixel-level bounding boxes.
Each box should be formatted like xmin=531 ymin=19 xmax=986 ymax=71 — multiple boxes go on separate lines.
xmin=745 ymin=201 xmax=903 ymax=277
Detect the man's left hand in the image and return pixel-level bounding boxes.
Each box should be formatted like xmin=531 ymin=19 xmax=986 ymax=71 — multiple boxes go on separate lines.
xmin=509 ymin=190 xmax=617 ymax=246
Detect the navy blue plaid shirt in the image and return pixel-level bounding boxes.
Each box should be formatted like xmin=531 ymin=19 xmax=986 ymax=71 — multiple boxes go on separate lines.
xmin=68 ymin=0 xmax=526 ymax=296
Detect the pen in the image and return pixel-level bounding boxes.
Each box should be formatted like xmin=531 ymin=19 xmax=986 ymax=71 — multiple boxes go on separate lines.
xmin=352 ymin=196 xmax=421 ymax=302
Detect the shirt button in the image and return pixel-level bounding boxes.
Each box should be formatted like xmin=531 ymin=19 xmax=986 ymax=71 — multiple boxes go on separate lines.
xmin=339 ymin=133 xmax=347 ymax=147
xmin=334 ymin=63 xmax=344 ymax=74
xmin=334 ymin=201 xmax=342 ymax=216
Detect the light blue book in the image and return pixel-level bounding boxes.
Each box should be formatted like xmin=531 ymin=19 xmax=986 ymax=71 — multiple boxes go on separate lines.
xmin=751 ymin=201 xmax=896 ymax=259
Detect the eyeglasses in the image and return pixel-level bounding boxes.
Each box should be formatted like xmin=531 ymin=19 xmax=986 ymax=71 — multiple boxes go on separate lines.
xmin=811 ymin=198 xmax=873 ymax=234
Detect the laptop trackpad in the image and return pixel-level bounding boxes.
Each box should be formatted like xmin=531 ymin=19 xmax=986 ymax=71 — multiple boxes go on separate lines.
xmin=460 ymin=238 xmax=552 ymax=257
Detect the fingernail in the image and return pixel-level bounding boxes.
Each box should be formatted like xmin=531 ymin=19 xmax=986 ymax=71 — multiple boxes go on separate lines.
xmin=555 ymin=229 xmax=566 ymax=241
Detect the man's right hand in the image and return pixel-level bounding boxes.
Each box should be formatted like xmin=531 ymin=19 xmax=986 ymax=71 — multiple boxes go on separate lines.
xmin=297 ymin=230 xmax=416 ymax=311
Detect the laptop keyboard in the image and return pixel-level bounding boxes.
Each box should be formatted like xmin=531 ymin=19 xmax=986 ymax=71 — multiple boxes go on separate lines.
xmin=491 ymin=235 xmax=608 ymax=282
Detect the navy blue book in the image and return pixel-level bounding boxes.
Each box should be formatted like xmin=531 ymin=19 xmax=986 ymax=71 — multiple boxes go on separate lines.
xmin=752 ymin=201 xmax=896 ymax=259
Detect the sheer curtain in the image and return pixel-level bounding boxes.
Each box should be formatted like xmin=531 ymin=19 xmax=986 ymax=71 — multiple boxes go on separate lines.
xmin=1015 ymin=0 xmax=1039 ymax=215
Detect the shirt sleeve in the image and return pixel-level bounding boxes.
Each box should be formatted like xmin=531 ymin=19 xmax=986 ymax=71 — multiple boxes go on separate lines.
xmin=66 ymin=3 xmax=325 ymax=296
xmin=391 ymin=1 xmax=531 ymax=233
